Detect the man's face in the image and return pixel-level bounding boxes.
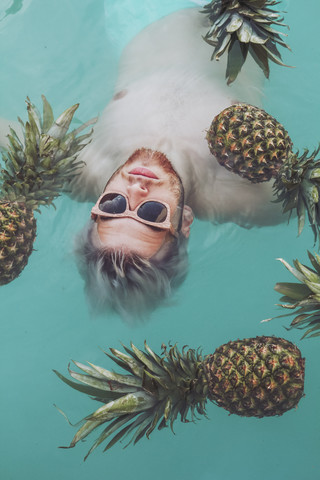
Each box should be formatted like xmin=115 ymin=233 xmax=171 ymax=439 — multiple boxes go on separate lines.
xmin=94 ymin=151 xmax=184 ymax=258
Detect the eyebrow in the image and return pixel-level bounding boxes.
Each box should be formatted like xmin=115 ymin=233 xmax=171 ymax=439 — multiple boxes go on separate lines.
xmin=100 ymin=216 xmax=162 ymax=233
xmin=147 ymin=224 xmax=163 ymax=232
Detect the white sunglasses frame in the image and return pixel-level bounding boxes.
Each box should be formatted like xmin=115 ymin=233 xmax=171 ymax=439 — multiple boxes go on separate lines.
xmin=91 ymin=191 xmax=178 ymax=237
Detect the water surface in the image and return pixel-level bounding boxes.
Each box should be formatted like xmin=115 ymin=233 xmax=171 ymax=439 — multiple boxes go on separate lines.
xmin=1 ymin=1 xmax=319 ymax=479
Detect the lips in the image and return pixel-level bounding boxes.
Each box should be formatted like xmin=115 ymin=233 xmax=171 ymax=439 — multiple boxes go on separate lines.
xmin=128 ymin=167 xmax=158 ymax=179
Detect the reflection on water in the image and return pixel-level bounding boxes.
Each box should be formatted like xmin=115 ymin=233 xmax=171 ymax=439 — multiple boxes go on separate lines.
xmin=1 ymin=0 xmax=25 ymax=21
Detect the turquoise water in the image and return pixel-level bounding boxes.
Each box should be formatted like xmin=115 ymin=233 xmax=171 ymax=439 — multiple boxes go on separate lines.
xmin=1 ymin=0 xmax=320 ymax=479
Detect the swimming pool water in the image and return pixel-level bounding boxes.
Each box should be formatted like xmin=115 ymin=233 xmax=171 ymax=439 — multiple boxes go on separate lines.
xmin=1 ymin=1 xmax=320 ymax=479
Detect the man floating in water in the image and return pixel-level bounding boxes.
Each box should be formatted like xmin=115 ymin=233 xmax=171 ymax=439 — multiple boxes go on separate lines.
xmin=68 ymin=8 xmax=284 ymax=321
xmin=0 ymin=7 xmax=285 ymax=319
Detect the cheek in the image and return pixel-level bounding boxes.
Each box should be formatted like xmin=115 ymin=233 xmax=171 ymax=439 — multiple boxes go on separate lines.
xmin=168 ymin=177 xmax=182 ymax=202
xmin=104 ymin=175 xmax=125 ymax=192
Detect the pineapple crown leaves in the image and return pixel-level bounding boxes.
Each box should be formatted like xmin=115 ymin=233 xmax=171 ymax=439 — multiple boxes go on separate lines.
xmin=263 ymin=251 xmax=320 ymax=339
xmin=273 ymin=145 xmax=320 ymax=245
xmin=53 ymin=341 xmax=208 ymax=459
xmin=0 ymin=95 xmax=97 ymax=211
xmin=201 ymin=0 xmax=291 ymax=84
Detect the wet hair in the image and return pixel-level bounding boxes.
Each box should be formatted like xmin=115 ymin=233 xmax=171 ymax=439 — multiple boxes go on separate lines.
xmin=75 ymin=221 xmax=189 ymax=322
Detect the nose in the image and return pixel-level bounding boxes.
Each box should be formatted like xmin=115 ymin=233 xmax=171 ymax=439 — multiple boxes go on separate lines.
xmin=126 ymin=180 xmax=149 ymax=209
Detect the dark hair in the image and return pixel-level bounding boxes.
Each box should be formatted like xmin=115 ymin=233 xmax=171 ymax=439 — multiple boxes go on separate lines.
xmin=74 ymin=221 xmax=189 ymax=322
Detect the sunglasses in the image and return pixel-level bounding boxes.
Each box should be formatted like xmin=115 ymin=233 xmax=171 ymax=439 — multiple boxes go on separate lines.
xmin=91 ymin=192 xmax=178 ymax=237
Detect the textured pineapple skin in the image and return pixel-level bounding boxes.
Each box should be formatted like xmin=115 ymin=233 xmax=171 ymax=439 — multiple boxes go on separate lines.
xmin=203 ymin=336 xmax=305 ymax=417
xmin=0 ymin=202 xmax=36 ymax=285
xmin=206 ymin=104 xmax=293 ymax=183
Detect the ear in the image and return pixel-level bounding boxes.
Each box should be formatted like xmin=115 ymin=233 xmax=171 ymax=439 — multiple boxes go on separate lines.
xmin=180 ymin=205 xmax=194 ymax=238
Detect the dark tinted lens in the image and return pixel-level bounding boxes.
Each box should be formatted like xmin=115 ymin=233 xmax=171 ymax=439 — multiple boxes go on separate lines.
xmin=99 ymin=194 xmax=127 ymax=214
xmin=137 ymin=201 xmax=167 ymax=223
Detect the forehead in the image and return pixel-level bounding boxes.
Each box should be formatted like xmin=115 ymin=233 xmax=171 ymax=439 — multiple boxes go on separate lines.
xmin=95 ymin=217 xmax=168 ymax=257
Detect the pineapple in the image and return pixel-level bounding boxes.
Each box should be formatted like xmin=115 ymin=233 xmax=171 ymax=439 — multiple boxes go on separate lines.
xmin=0 ymin=96 xmax=96 ymax=285
xmin=54 ymin=336 xmax=305 ymax=459
xmin=0 ymin=202 xmax=36 ymax=286
xmin=202 ymin=0 xmax=290 ymax=84
xmin=206 ymin=103 xmax=320 ymax=243
xmin=264 ymin=251 xmax=320 ymax=339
